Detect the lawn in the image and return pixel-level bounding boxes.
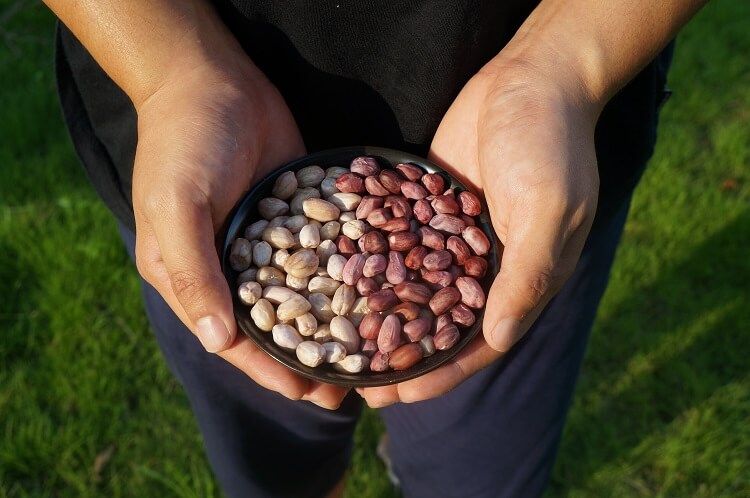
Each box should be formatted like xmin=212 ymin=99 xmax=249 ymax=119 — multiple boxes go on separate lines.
xmin=1 ymin=1 xmax=748 ymax=497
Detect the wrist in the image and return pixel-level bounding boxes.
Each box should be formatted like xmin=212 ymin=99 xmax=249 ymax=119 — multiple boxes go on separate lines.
xmin=130 ymin=3 xmax=256 ymax=110
xmin=477 ymin=52 xmax=603 ymax=129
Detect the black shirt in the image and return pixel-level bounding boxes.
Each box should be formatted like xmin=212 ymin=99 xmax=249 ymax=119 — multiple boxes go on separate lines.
xmin=54 ymin=0 xmax=673 ymax=232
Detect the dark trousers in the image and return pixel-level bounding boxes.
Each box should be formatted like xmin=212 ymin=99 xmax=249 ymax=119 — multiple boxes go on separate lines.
xmin=119 ymin=198 xmax=630 ymax=498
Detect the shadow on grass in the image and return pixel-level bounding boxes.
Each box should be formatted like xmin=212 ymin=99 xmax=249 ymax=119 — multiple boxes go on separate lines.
xmin=0 ymin=239 xmax=41 ymax=371
xmin=549 ymin=209 xmax=750 ymax=495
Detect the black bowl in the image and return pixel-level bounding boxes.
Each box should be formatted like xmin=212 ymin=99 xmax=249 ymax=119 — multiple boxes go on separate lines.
xmin=221 ymin=146 xmax=500 ymax=387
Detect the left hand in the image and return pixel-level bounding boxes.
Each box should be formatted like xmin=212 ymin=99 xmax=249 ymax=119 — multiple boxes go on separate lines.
xmin=359 ymin=59 xmax=601 ymax=407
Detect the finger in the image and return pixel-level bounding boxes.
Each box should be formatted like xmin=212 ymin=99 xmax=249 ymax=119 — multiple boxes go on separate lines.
xmin=302 ymin=384 xmax=351 ymax=410
xmin=481 ymin=196 xmax=573 ymax=353
xmin=142 ymin=184 xmax=236 ymax=354
xmin=361 ymin=336 xmax=499 ymax=407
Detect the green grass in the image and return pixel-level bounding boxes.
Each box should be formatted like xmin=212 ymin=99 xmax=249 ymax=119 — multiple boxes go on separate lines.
xmin=1 ymin=1 xmax=748 ymax=497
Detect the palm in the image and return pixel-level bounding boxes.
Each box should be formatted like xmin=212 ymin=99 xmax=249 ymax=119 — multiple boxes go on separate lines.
xmin=133 ymin=66 xmax=349 ymax=408
xmin=362 ymin=66 xmax=600 ymax=406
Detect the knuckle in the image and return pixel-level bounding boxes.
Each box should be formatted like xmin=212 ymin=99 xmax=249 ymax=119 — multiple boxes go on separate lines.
xmin=526 ymin=268 xmax=553 ymax=303
xmin=169 ymin=269 xmax=207 ymax=309
xmin=134 ymin=246 xmax=159 ymax=285
xmin=139 ymin=189 xmax=170 ymax=220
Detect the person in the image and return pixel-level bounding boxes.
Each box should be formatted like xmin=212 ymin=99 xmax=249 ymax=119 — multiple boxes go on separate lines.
xmin=46 ymin=0 xmax=706 ymax=496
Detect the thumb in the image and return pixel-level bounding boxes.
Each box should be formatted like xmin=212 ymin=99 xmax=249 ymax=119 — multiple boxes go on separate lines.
xmin=144 ymin=189 xmax=237 ymax=353
xmin=482 ymin=201 xmax=570 ymax=353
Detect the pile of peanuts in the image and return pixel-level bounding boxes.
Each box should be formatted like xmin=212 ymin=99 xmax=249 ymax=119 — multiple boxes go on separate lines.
xmin=230 ymin=156 xmax=490 ymax=374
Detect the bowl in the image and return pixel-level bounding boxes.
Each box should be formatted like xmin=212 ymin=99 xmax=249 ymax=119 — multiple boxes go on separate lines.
xmin=221 ymin=146 xmax=500 ymax=387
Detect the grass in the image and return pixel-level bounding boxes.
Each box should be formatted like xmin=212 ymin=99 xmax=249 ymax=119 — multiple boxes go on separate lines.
xmin=1 ymin=1 xmax=748 ymax=497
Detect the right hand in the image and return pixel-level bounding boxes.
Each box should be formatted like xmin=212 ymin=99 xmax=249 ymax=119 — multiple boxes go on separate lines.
xmin=132 ymin=57 xmax=349 ymax=409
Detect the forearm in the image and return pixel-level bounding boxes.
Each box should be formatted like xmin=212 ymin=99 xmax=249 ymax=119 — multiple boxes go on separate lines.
xmin=44 ymin=0 xmax=250 ymax=108
xmin=492 ymin=0 xmax=708 ymax=111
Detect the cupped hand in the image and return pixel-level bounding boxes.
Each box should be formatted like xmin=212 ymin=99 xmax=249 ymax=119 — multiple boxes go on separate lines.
xmin=360 ymin=60 xmax=601 ymax=407
xmin=132 ymin=60 xmax=349 ymax=409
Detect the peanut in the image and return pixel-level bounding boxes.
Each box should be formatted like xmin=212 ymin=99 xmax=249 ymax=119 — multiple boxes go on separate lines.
xmin=356 ymin=277 xmax=379 ymax=297
xmin=307 ymin=276 xmax=341 ymax=296
xmin=413 ymin=199 xmax=434 ymax=224
xmin=322 ymin=341 xmax=347 ymax=363
xmin=299 ymin=224 xmax=321 ymax=249
xmin=358 ymin=311 xmax=384 ymax=340
xmin=455 ymin=276 xmax=486 ymax=309
xmin=400 ymin=181 xmax=429 ymax=200
xmin=386 ymin=251 xmax=407 ymax=285
xmin=363 ymin=254 xmax=387 ymax=278
xmin=308 ymin=293 xmax=336 ymax=323
xmin=350 ymin=156 xmax=381 ymax=176
xmin=316 ymin=239 xmax=338 ymax=265
xmin=319 ymin=221 xmax=341 ymax=240
xmin=342 ymin=253 xmax=366 ymax=286
xmin=421 ymin=173 xmax=445 ymax=196
xmin=262 ymin=286 xmax=300 ymax=304
xmin=369 ymin=351 xmax=391 ymax=372
xmin=462 ymin=226 xmax=490 ymax=256
xmin=238 ymin=281 xmax=262 ymax=306
xmin=457 ymin=191 xmax=482 ymax=216
xmin=230 ymin=238 xmax=253 ymax=271
xmin=335 ymin=173 xmax=365 ymax=193
xmin=261 ymin=227 xmax=296 ymax=250
xmin=320 ymin=177 xmax=339 ymax=198
xmin=256 ymin=266 xmax=286 ymax=287
xmin=252 ymin=241 xmax=272 ymax=268
xmin=272 ymin=171 xmax=298 ymax=200
xmin=379 ymin=170 xmax=403 ymax=194
xmin=429 ymin=214 xmax=465 ymax=234
xmin=325 ymin=166 xmax=350 ymax=179
xmin=388 ymin=343 xmax=423 ymax=370
xmin=387 ymin=231 xmax=419 ymax=252
xmin=258 ymin=197 xmax=289 ymax=220
xmin=283 ymin=249 xmax=319 ymax=278
xmin=429 ymin=287 xmax=462 ymax=315
xmin=272 ymin=324 xmax=304 ymax=351
xmin=393 ymin=282 xmax=432 ymax=304
xmin=446 ymin=236 xmax=471 ymax=265
xmin=328 ymin=192 xmax=362 ymax=212
xmin=296 ymin=341 xmax=326 ymax=367
xmin=295 ymin=313 xmax=318 ymax=336
xmin=250 ymin=298 xmax=275 ymax=332
xmin=367 ymin=288 xmax=400 ymax=312
xmin=296 ymin=165 xmax=325 ymax=188
xmin=434 ymin=323 xmax=460 ymax=350
xmin=330 ymin=316 xmax=360 ymax=354
xmin=431 ymin=195 xmax=461 ymax=215
xmin=244 ymin=219 xmax=270 ymax=240
xmin=331 ymin=284 xmax=357 ymax=316
xmin=276 ymin=294 xmax=312 ymax=321
xmin=450 ymin=303 xmax=476 ymax=327
xmin=342 ymin=220 xmax=367 ymax=240
xmin=303 ymin=198 xmax=340 ymax=222
xmin=403 ymin=317 xmax=431 ymax=342
xmin=423 ymin=250 xmax=452 ymax=271
xmin=395 ymin=162 xmax=424 ymax=181
xmin=418 ymin=226 xmax=445 ymax=250
xmin=333 ymin=354 xmax=369 ymax=373
xmin=393 ymin=302 xmax=421 ymax=322
xmin=377 ymin=314 xmax=402 ymax=353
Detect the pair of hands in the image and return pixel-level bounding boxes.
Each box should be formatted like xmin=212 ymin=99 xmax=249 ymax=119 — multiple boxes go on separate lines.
xmin=132 ymin=54 xmax=599 ymax=410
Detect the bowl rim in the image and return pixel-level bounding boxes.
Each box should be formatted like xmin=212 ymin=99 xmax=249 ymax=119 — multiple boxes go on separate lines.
xmin=221 ymin=146 xmax=500 ymax=387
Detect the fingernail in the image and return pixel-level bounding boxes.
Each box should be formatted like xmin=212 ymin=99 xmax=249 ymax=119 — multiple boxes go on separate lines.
xmin=490 ymin=317 xmax=522 ymax=352
xmin=196 ymin=316 xmax=232 ymax=353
